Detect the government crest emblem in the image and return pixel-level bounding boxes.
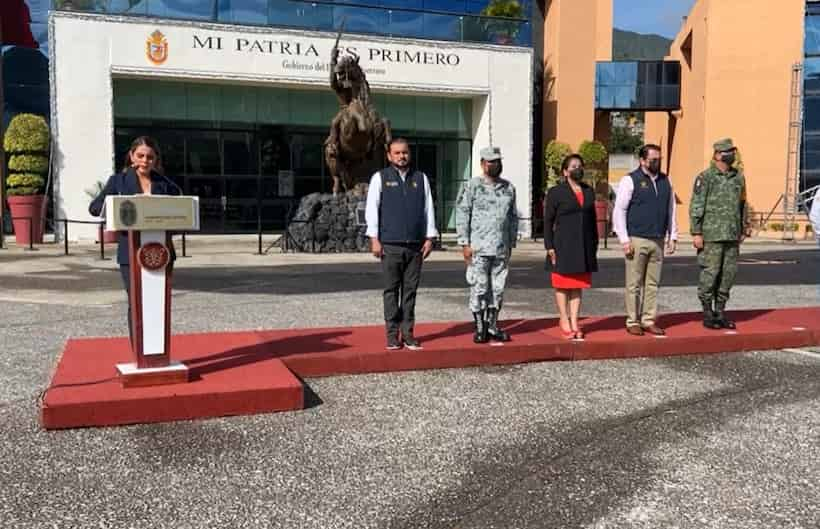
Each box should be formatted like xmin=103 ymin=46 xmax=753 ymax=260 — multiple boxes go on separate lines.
xmin=120 ymin=200 xmax=138 ymax=227
xmin=146 ymin=30 xmax=168 ymax=65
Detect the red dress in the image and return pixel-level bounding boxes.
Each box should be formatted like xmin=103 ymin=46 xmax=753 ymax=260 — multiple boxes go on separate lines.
xmin=550 ymin=189 xmax=592 ymax=289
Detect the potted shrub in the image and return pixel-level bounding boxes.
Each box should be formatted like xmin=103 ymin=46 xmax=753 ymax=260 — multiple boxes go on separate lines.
xmin=4 ymin=114 xmax=50 ymax=245
xmin=481 ymin=0 xmax=525 ymax=45
xmin=543 ymin=140 xmax=572 ymax=192
xmin=85 ymin=181 xmax=118 ymax=243
xmin=578 ymin=140 xmax=610 ymax=239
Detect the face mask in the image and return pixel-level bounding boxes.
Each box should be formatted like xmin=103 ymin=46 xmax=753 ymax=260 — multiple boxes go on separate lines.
xmin=722 ymin=153 xmax=736 ymax=166
xmin=487 ymin=162 xmax=502 ymax=178
xmin=647 ymin=160 xmax=661 ymax=174
xmin=569 ymin=168 xmax=584 ymax=180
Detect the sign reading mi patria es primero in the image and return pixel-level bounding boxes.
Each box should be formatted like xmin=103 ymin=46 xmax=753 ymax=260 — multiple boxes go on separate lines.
xmin=189 ymin=33 xmax=462 ymax=67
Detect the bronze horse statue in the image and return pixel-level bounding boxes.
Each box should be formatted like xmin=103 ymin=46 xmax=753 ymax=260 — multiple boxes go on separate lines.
xmin=324 ymin=32 xmax=391 ymax=195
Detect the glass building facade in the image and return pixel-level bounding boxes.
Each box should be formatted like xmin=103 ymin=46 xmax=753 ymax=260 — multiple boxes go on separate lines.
xmin=594 ymin=61 xmax=681 ymax=111
xmin=803 ymin=1 xmax=820 ymax=193
xmin=9 ymin=1 xmax=532 ymax=235
xmin=113 ymin=79 xmax=473 ymax=233
xmin=48 ymin=0 xmax=532 ymax=46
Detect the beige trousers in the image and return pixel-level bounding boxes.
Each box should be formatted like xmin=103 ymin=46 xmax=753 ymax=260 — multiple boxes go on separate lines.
xmin=625 ymin=237 xmax=664 ymax=327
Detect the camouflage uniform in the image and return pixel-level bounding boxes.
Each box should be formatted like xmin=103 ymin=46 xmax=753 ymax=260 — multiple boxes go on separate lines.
xmin=456 ymin=176 xmax=518 ymax=312
xmin=689 ymin=139 xmax=750 ymax=320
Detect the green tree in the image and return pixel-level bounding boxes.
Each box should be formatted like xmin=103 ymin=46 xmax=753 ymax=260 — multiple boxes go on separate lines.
xmin=481 ymin=0 xmax=525 ymax=43
xmin=578 ymin=140 xmax=609 ymax=199
xmin=543 ymin=140 xmax=572 ymax=191
xmin=609 ymin=126 xmax=643 ymax=155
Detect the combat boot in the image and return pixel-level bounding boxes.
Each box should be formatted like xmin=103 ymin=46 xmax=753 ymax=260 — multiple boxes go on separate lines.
xmin=713 ymin=300 xmax=736 ymax=329
xmin=485 ymin=308 xmax=511 ymax=342
xmin=701 ymin=300 xmax=721 ymax=330
xmin=473 ymin=311 xmax=489 ymax=344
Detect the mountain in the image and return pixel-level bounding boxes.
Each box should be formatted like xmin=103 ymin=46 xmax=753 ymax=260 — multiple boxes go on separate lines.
xmin=612 ymin=28 xmax=673 ymax=60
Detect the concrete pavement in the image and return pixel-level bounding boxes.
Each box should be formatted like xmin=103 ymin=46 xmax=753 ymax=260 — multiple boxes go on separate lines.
xmin=0 ymin=239 xmax=818 ymax=528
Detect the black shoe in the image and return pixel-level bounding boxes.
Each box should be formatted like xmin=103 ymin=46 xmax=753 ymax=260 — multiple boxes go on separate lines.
xmin=701 ymin=300 xmax=722 ymax=330
xmin=403 ymin=335 xmax=423 ymax=350
xmin=386 ymin=335 xmax=402 ymax=350
xmin=714 ymin=302 xmax=736 ymax=329
xmin=486 ymin=308 xmax=511 ymax=342
xmin=473 ymin=311 xmax=489 ymax=344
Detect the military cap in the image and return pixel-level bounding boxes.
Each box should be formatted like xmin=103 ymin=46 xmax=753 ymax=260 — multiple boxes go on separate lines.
xmin=480 ymin=146 xmax=503 ymax=161
xmin=713 ymin=138 xmax=736 ymax=152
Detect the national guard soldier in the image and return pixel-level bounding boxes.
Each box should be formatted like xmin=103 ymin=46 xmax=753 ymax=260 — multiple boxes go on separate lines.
xmin=689 ymin=138 xmax=751 ymax=330
xmin=456 ymin=146 xmax=518 ymax=343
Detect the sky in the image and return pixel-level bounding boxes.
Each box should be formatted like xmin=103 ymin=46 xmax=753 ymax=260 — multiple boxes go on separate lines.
xmin=614 ymin=0 xmax=698 ymax=38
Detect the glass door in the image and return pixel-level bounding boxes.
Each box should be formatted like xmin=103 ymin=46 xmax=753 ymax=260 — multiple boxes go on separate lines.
xmin=223 ymin=131 xmax=259 ymax=233
xmin=186 ymin=131 xmax=223 ymax=232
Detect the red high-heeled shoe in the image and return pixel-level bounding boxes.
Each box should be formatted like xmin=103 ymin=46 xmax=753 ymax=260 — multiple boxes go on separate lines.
xmin=558 ymin=325 xmax=575 ymax=340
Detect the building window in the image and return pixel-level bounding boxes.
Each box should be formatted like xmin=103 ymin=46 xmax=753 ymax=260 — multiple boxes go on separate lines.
xmin=112 ymin=78 xmax=473 ymax=233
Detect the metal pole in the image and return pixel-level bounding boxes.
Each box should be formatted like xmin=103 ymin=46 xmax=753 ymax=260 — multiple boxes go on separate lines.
xmin=181 ymin=232 xmax=189 ymax=257
xmin=257 ymin=207 xmax=262 ymax=255
xmin=25 ymin=217 xmax=35 ymax=251
xmin=98 ymin=223 xmax=105 ymax=260
xmin=63 ymin=219 xmax=68 ymax=255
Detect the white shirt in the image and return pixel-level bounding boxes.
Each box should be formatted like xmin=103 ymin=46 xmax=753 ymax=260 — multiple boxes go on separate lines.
xmin=612 ymin=170 xmax=679 ymax=244
xmin=365 ymin=167 xmax=439 ymax=240
xmin=809 ymin=187 xmax=820 ymax=240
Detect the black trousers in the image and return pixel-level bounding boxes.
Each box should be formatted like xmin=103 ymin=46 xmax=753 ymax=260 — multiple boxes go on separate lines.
xmin=381 ymin=243 xmax=423 ymax=338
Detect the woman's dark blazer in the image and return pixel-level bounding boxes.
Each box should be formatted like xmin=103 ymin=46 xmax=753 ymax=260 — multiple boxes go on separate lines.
xmin=543 ymin=181 xmax=599 ymax=274
xmin=88 ymin=168 xmax=181 ymax=265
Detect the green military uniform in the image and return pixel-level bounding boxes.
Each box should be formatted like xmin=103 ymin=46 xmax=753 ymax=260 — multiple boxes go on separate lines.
xmin=689 ymin=138 xmax=750 ymax=329
xmin=456 ymin=146 xmax=518 ymax=342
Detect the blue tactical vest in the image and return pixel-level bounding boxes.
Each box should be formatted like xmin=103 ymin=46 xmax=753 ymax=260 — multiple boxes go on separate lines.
xmin=378 ymin=166 xmax=427 ymax=243
xmin=626 ymin=168 xmax=672 ymax=240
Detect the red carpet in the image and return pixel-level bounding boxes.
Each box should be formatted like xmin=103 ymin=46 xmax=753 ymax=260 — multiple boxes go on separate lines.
xmin=41 ymin=307 xmax=820 ymax=429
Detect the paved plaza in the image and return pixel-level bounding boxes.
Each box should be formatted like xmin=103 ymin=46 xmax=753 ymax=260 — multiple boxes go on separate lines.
xmin=0 ymin=238 xmax=818 ymax=528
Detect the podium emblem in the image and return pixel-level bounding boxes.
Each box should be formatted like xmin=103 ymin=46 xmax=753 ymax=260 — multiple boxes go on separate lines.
xmin=120 ymin=200 xmax=137 ymax=227
xmin=138 ymin=242 xmax=170 ymax=271
xmin=147 ymin=30 xmax=169 ymax=65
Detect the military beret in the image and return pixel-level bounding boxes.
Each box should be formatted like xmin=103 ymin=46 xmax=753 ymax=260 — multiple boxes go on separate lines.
xmin=713 ymin=138 xmax=736 ymax=152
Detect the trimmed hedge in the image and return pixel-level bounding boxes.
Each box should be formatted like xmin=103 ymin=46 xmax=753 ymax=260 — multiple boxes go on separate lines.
xmin=8 ymin=154 xmax=49 ymax=174
xmin=3 ymin=114 xmax=49 ymax=153
xmin=7 ymin=173 xmax=45 ymax=190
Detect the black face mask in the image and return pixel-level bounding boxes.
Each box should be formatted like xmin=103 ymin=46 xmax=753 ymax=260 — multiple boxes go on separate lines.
xmin=569 ymin=168 xmax=584 ymax=181
xmin=487 ymin=162 xmax=502 ymax=178
xmin=721 ymin=152 xmax=736 ymax=166
xmin=647 ymin=160 xmax=661 ymax=174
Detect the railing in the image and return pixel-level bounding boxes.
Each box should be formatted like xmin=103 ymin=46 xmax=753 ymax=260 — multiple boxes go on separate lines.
xmin=8 ymin=216 xmax=39 ymax=252
xmin=56 ymin=219 xmax=110 ymax=259
xmin=52 ymin=0 xmax=532 ymax=47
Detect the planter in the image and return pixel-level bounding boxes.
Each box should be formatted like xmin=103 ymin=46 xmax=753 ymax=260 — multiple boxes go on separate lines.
xmin=97 ymin=228 xmax=119 ymax=244
xmin=104 ymin=230 xmax=119 ymax=244
xmin=594 ymin=199 xmax=609 ymax=239
xmin=7 ymin=195 xmax=46 ymax=245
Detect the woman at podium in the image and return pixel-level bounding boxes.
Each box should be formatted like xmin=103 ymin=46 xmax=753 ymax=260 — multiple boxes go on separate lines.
xmin=89 ymin=136 xmax=181 ymax=342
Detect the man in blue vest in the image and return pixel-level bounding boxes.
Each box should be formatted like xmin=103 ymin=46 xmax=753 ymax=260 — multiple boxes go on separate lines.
xmin=365 ymin=138 xmax=438 ymax=350
xmin=612 ymin=144 xmax=678 ymax=336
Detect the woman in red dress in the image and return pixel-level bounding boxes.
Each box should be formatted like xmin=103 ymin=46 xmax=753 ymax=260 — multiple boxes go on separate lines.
xmin=543 ymin=154 xmax=599 ymax=339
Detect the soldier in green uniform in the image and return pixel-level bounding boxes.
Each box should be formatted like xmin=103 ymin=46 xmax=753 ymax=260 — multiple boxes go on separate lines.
xmin=689 ymin=138 xmax=751 ymax=329
xmin=456 ymin=146 xmax=518 ymax=343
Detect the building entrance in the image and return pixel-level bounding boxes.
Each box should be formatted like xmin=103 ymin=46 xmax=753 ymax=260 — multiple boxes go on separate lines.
xmin=115 ymin=124 xmax=470 ymax=234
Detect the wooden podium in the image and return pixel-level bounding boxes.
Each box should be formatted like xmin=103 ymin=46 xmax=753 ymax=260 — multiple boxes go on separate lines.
xmin=105 ymin=195 xmax=200 ymax=387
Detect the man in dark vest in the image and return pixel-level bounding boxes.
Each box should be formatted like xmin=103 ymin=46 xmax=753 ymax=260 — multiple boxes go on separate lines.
xmin=365 ymin=138 xmax=438 ymax=350
xmin=612 ymin=144 xmax=678 ymax=336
